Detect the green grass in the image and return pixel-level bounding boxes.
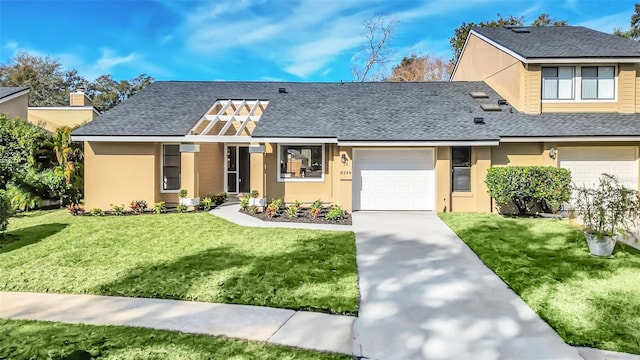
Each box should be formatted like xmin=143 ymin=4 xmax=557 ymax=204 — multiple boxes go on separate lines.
xmin=0 ymin=318 xmax=350 ymax=360
xmin=0 ymin=210 xmax=358 ymax=315
xmin=440 ymin=213 xmax=640 ymax=354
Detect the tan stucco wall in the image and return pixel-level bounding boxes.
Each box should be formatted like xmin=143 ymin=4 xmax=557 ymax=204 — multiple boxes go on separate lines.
xmin=0 ymin=93 xmax=28 ymax=120
xmin=84 ymin=142 xmax=158 ymax=210
xmin=451 ymin=147 xmax=492 ymax=212
xmin=195 ymin=143 xmax=224 ymax=197
xmin=452 ymin=33 xmax=524 ymax=111
xmin=28 ymin=108 xmax=97 ymax=132
xmin=262 ymin=143 xmax=352 ymax=210
xmin=435 ymin=146 xmax=451 ymax=213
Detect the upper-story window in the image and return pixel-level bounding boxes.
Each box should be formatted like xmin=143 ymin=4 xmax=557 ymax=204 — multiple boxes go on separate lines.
xmin=581 ymin=66 xmax=615 ymax=100
xmin=542 ymin=67 xmax=574 ymax=100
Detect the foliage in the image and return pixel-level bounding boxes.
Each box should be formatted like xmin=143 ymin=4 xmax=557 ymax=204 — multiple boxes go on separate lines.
xmin=0 ymin=114 xmax=49 ymax=190
xmin=352 ymin=14 xmax=396 ymax=82
xmin=154 ymin=201 xmax=167 ymax=214
xmin=176 ymin=204 xmax=187 ymax=213
xmin=110 ymin=204 xmax=125 ymax=216
xmin=66 ymin=203 xmax=84 ymax=216
xmin=310 ymin=207 xmax=322 ymax=219
xmin=247 ymin=205 xmax=258 ymax=215
xmin=440 ymin=213 xmax=640 ymax=354
xmin=212 ymin=192 xmax=227 ymax=206
xmin=0 ymin=319 xmax=350 ymax=360
xmin=85 ymin=73 xmax=154 ymax=113
xmin=0 ymin=210 xmax=358 ymax=314
xmin=200 ymin=196 xmax=213 ymax=211
xmin=0 ymin=53 xmax=84 ymax=107
xmin=265 ymin=198 xmax=283 ymax=218
xmin=310 ymin=199 xmax=323 ymax=210
xmin=89 ymin=208 xmax=103 ymax=217
xmin=178 ymin=189 xmax=188 ymax=199
xmin=129 ymin=200 xmax=147 ymax=214
xmin=249 ymin=189 xmax=259 ymax=198
xmin=239 ymin=196 xmax=250 ymax=210
xmin=326 ymin=205 xmax=346 ymax=220
xmin=286 ymin=204 xmax=299 ymax=218
xmin=450 ymin=13 xmax=567 ymax=64
xmin=485 ymin=166 xmax=571 ymax=215
xmin=5 ymin=183 xmax=42 ymax=212
xmin=47 ymin=126 xmax=83 ymax=201
xmin=0 ymin=53 xmax=153 ymax=112
xmin=0 ymin=190 xmax=12 ymax=234
xmin=571 ymin=174 xmax=640 ymax=237
xmin=614 ymin=4 xmax=640 ymax=41
xmin=386 ymin=53 xmax=453 ymax=82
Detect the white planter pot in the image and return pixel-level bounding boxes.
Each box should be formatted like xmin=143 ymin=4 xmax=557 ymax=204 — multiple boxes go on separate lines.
xmin=584 ymin=232 xmax=616 ymax=257
xmin=248 ymin=198 xmax=266 ymax=207
xmin=179 ymin=197 xmax=200 ymax=206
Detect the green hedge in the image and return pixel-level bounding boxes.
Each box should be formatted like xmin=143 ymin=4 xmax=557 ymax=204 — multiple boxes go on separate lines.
xmin=485 ymin=166 xmax=571 ymax=215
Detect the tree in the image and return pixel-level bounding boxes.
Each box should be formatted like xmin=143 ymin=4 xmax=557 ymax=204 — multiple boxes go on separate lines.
xmin=352 ymin=15 xmax=396 ymax=82
xmin=386 ymin=53 xmax=453 ymax=82
xmin=614 ymin=4 xmax=640 ymax=41
xmin=0 ymin=53 xmax=86 ymax=106
xmin=86 ymin=73 xmax=154 ymax=113
xmin=449 ymin=13 xmax=568 ymax=64
xmin=0 ymin=114 xmax=49 ymax=190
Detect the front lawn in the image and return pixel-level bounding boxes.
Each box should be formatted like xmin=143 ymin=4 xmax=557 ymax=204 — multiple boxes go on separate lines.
xmin=0 ymin=210 xmax=358 ymax=315
xmin=440 ymin=213 xmax=640 ymax=355
xmin=0 ymin=319 xmax=350 ymax=360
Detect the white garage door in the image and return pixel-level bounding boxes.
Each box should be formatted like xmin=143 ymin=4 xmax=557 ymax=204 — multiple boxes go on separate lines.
xmin=559 ymin=147 xmax=638 ymax=190
xmin=353 ymin=149 xmax=435 ymax=211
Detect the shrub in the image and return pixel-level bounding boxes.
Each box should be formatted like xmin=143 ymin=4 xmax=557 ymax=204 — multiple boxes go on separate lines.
xmin=200 ymin=197 xmax=213 ymax=211
xmin=0 ymin=190 xmax=12 ymax=235
xmin=309 ymin=207 xmax=322 ymax=219
xmin=154 ymin=201 xmax=167 ymax=214
xmin=248 ymin=190 xmax=259 ymax=198
xmin=67 ymin=203 xmax=85 ymax=216
xmin=178 ymin=189 xmax=188 ymax=199
xmin=239 ymin=196 xmax=250 ymax=210
xmin=485 ymin=166 xmax=571 ymax=215
xmin=176 ymin=204 xmax=187 ymax=213
xmin=265 ymin=198 xmax=283 ymax=219
xmin=212 ymin=192 xmax=227 ymax=206
xmin=89 ymin=208 xmax=103 ymax=216
xmin=110 ymin=204 xmax=125 ymax=216
xmin=286 ymin=204 xmax=299 ymax=218
xmin=247 ymin=205 xmax=258 ymax=215
xmin=326 ymin=205 xmax=345 ymax=220
xmin=129 ymin=200 xmax=148 ymax=214
xmin=6 ymin=184 xmax=42 ymax=212
xmin=310 ymin=199 xmax=323 ymax=210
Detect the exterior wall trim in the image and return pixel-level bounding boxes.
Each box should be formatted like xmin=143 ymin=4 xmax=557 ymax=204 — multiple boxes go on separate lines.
xmin=29 ymin=106 xmax=100 ymax=116
xmin=500 ymin=136 xmax=640 ymax=142
xmin=339 ymin=140 xmax=499 ymax=146
xmin=253 ymin=137 xmax=338 ymax=144
xmin=528 ymin=57 xmax=640 ymax=64
xmin=72 ymin=135 xmax=254 ymax=143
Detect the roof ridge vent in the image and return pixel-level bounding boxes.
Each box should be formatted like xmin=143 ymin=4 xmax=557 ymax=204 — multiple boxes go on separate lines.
xmin=481 ymin=103 xmax=502 ymax=112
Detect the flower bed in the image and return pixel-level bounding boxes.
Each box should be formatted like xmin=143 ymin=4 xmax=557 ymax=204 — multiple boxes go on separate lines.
xmin=239 ymin=197 xmax=351 ymax=225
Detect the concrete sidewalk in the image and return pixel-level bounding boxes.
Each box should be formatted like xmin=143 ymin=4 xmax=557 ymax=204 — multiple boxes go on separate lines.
xmin=0 ymin=291 xmax=355 ymax=355
xmin=210 ymin=202 xmax=353 ymax=231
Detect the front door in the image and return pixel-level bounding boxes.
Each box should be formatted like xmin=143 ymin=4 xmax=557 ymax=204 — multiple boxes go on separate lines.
xmin=226 ymin=145 xmax=251 ymax=193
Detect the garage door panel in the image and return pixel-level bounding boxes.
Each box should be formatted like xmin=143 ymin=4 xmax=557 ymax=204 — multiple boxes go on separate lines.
xmin=354 ymin=149 xmax=435 ymax=211
xmin=559 ymin=147 xmax=638 ymax=190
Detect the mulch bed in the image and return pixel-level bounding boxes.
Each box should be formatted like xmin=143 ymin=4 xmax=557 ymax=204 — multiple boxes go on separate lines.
xmin=240 ymin=209 xmax=352 ymax=226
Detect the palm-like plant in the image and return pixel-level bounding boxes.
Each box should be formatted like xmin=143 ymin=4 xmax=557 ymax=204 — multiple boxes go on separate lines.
xmin=50 ymin=126 xmax=83 ymax=186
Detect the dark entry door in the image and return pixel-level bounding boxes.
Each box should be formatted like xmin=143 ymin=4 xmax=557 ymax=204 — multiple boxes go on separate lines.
xmin=238 ymin=146 xmax=251 ymax=193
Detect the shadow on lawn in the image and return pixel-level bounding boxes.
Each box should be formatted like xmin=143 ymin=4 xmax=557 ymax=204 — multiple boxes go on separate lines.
xmin=95 ymin=233 xmax=358 ymax=315
xmin=453 ymin=216 xmax=640 ymax=353
xmin=0 ymin=223 xmax=67 ymax=254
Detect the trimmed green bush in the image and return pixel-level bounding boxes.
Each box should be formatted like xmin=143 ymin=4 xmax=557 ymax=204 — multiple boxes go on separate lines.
xmin=485 ymin=166 xmax=571 ymax=215
xmin=0 ymin=190 xmax=12 ymax=234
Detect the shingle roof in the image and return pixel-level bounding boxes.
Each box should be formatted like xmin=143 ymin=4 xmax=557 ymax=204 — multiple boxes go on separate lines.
xmin=0 ymin=87 xmax=29 ymax=101
xmin=72 ymin=80 xmax=640 ymax=141
xmin=473 ymin=26 xmax=640 ymax=59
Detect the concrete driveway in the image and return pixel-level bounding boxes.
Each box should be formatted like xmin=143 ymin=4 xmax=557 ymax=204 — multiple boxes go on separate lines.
xmin=351 ymin=211 xmax=582 ymax=360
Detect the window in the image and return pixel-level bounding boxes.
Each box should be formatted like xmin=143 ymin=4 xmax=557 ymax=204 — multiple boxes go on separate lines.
xmin=542 ymin=67 xmax=574 ymax=99
xmin=162 ymin=144 xmax=180 ymax=191
xmin=452 ymin=147 xmax=471 ymax=192
xmin=279 ymin=145 xmax=324 ymax=180
xmin=581 ymin=66 xmax=614 ymax=99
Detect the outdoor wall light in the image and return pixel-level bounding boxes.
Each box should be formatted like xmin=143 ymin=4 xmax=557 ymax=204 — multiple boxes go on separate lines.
xmin=341 ymin=153 xmax=348 ymax=164
xmin=549 ymin=147 xmax=557 ymax=159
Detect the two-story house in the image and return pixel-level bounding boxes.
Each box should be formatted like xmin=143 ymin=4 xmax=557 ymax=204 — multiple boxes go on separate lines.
xmin=73 ymin=26 xmax=640 ymax=213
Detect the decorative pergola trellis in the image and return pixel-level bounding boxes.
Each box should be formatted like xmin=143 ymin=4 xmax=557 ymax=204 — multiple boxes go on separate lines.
xmin=188 ymin=99 xmax=268 ymax=142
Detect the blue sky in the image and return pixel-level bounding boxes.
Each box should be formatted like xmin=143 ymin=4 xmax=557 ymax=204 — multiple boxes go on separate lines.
xmin=0 ymin=0 xmax=637 ymax=82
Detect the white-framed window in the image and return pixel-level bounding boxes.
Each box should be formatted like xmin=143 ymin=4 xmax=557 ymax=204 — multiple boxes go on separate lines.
xmin=452 ymin=146 xmax=471 ymax=192
xmin=162 ymin=144 xmax=180 ymax=192
xmin=542 ymin=66 xmax=575 ymax=100
xmin=277 ymin=144 xmax=325 ymax=182
xmin=581 ymin=66 xmax=615 ymax=100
